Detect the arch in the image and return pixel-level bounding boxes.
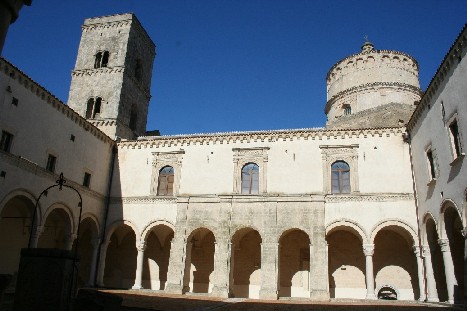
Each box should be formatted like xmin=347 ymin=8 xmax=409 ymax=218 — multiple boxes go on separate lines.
xmin=376 ymin=284 xmax=400 ymax=300
xmin=141 ymin=220 xmax=175 ymax=242
xmin=0 ymin=189 xmax=40 ymax=225
xmin=369 ymin=219 xmax=418 ymax=246
xmin=105 ymin=219 xmax=139 ymax=243
xmin=439 ymin=199 xmax=462 ymax=239
xmin=278 ymin=227 xmax=311 ymax=243
xmin=42 ymin=202 xmax=75 ymax=234
xmin=80 ymin=214 xmax=100 ymax=237
xmin=187 ymin=227 xmax=217 ymax=243
xmin=421 ymin=212 xmax=438 ymax=245
xmin=230 ymin=224 xmax=262 ymax=241
xmin=325 ymin=219 xmax=368 ymax=244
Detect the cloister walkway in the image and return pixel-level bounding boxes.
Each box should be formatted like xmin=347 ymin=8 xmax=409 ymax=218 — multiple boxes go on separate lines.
xmin=103 ymin=290 xmax=463 ymax=311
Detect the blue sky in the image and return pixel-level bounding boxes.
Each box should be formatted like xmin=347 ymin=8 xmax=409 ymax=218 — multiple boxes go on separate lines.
xmin=2 ymin=1 xmax=466 ymax=135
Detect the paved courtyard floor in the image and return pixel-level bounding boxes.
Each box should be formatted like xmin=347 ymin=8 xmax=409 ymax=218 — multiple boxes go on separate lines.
xmin=102 ymin=290 xmax=464 ymax=311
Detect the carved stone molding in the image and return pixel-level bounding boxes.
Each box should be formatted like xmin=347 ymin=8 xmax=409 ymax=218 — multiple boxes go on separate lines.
xmin=363 ymin=244 xmax=375 ymax=256
xmin=150 ymin=150 xmax=185 ymax=195
xmin=232 ymin=147 xmax=269 ymax=194
xmin=412 ymin=246 xmax=421 ymax=256
xmin=438 ymin=239 xmax=451 ymax=252
xmin=110 ymin=196 xmax=177 ymax=204
xmin=136 ymin=242 xmax=147 ymax=252
xmin=325 ymin=193 xmax=414 ymax=203
xmin=421 ymin=245 xmax=431 ymax=258
xmin=320 ymin=144 xmax=359 ymax=194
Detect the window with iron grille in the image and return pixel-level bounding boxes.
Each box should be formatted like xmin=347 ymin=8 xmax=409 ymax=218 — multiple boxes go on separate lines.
xmin=241 ymin=163 xmax=259 ymax=194
xmin=331 ymin=161 xmax=350 ymax=194
xmin=46 ymin=154 xmax=57 ymax=173
xmin=157 ymin=166 xmax=175 ymax=196
xmin=0 ymin=131 xmax=13 ymax=152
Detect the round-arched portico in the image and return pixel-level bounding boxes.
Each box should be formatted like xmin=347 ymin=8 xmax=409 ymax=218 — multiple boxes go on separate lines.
xmin=326 ymin=221 xmax=367 ymax=299
xmin=76 ymin=215 xmax=100 ymax=287
xmin=230 ymin=227 xmax=262 ymax=298
xmin=37 ymin=203 xmax=74 ymax=250
xmin=0 ymin=192 xmax=36 ymax=276
xmin=278 ymin=228 xmax=311 ymax=298
xmin=182 ymin=227 xmax=216 ymax=294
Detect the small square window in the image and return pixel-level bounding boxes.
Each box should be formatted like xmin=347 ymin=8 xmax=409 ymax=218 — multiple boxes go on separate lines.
xmin=83 ymin=172 xmax=91 ymax=188
xmin=0 ymin=131 xmax=13 ymax=152
xmin=70 ymin=134 xmax=75 ymax=141
xmin=11 ymin=97 xmax=18 ymax=106
xmin=46 ymin=154 xmax=57 ymax=173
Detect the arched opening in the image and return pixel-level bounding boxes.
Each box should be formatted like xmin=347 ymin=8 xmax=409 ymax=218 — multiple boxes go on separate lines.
xmin=129 ymin=104 xmax=138 ymax=132
xmin=103 ymin=224 xmax=137 ymax=289
xmin=0 ymin=195 xmax=35 ymax=276
xmin=278 ymin=229 xmax=310 ymax=298
xmin=426 ymin=217 xmax=448 ymax=301
xmin=442 ymin=205 xmax=464 ymax=303
xmin=38 ymin=207 xmax=73 ymax=250
xmin=75 ymin=217 xmax=99 ymax=287
xmin=378 ymin=285 xmax=398 ymax=300
xmin=142 ymin=224 xmax=174 ymax=290
xmin=94 ymin=52 xmax=102 ymax=69
xmin=157 ymin=166 xmax=174 ymax=196
xmin=331 ymin=161 xmax=350 ymax=194
xmin=373 ymin=226 xmax=419 ymax=300
xmin=230 ymin=228 xmax=262 ymax=298
xmin=101 ymin=51 xmax=109 ymax=67
xmin=93 ymin=97 xmax=102 ymax=118
xmin=241 ymin=163 xmax=259 ymax=194
xmin=85 ymin=98 xmax=94 ymax=119
xmin=327 ymin=227 xmax=365 ymax=299
xmin=183 ymin=228 xmax=215 ymax=294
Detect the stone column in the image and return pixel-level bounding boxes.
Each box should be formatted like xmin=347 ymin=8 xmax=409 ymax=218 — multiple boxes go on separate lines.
xmin=65 ymin=233 xmax=77 ymax=251
xmin=413 ymin=246 xmax=426 ymax=301
xmin=228 ymin=242 xmax=235 ymax=296
xmin=363 ymin=244 xmax=376 ymax=299
xmin=211 ymin=240 xmax=229 ymax=298
xmin=96 ymin=239 xmax=111 ymax=286
xmin=422 ymin=245 xmax=439 ymax=302
xmin=29 ymin=225 xmax=44 ymax=248
xmin=132 ymin=241 xmax=147 ymax=290
xmin=165 ymin=235 xmax=186 ymax=294
xmin=438 ymin=238 xmax=456 ymax=304
xmin=87 ymin=237 xmax=101 ymax=286
xmin=259 ymin=242 xmax=278 ymax=299
xmin=182 ymin=241 xmax=193 ymax=293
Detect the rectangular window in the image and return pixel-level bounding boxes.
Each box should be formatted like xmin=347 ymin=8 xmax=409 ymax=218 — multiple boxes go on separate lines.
xmin=11 ymin=97 xmax=18 ymax=106
xmin=449 ymin=119 xmax=463 ymax=158
xmin=83 ymin=172 xmax=91 ymax=188
xmin=426 ymin=149 xmax=436 ymax=180
xmin=0 ymin=131 xmax=13 ymax=152
xmin=46 ymin=154 xmax=57 ymax=173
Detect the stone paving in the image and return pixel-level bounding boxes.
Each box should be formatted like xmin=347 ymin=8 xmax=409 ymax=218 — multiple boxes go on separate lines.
xmin=102 ymin=290 xmax=464 ymax=311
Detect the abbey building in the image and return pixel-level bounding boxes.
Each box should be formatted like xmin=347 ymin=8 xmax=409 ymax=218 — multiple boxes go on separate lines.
xmin=0 ymin=13 xmax=466 ymax=303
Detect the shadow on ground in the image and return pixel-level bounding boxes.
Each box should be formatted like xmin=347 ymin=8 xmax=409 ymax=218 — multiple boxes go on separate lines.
xmin=99 ymin=290 xmax=463 ymax=311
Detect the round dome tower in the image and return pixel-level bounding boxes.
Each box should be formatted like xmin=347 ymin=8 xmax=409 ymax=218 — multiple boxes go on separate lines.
xmin=325 ymin=41 xmax=422 ymax=127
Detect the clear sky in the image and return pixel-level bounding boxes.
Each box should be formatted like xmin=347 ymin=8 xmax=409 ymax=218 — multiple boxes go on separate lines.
xmin=2 ymin=1 xmax=466 ymax=135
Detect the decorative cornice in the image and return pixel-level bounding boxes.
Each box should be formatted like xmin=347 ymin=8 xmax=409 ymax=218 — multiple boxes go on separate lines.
xmin=111 ymin=196 xmax=177 ymax=204
xmin=122 ymin=127 xmax=405 ymax=149
xmin=325 ymin=193 xmax=414 ymax=203
xmin=0 ymin=57 xmax=115 ymax=146
xmin=71 ymin=66 xmax=125 ymax=77
xmin=326 ymin=49 xmax=419 ymax=81
xmin=0 ymin=150 xmax=105 ymax=200
xmin=407 ymin=24 xmax=467 ymax=132
xmin=325 ymin=82 xmax=422 ymax=114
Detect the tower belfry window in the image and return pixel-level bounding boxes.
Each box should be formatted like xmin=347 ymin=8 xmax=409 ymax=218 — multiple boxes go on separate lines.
xmin=85 ymin=97 xmax=103 ymax=119
xmin=343 ymin=105 xmax=352 ymax=116
xmin=94 ymin=51 xmax=109 ymax=69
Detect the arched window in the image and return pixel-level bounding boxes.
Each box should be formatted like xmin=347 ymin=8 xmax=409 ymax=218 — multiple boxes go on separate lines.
xmin=85 ymin=97 xmax=103 ymax=119
xmin=331 ymin=161 xmax=350 ymax=194
xmin=344 ymin=105 xmax=352 ymax=115
xmin=135 ymin=59 xmax=142 ymax=82
xmin=129 ymin=104 xmax=138 ymax=131
xmin=157 ymin=166 xmax=174 ymax=196
xmin=241 ymin=163 xmax=259 ymax=194
xmin=94 ymin=51 xmax=109 ymax=68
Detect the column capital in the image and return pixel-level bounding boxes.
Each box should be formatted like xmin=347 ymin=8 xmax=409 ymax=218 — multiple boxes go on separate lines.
xmin=461 ymin=227 xmax=467 ymax=238
xmin=412 ymin=245 xmax=421 ymax=256
xmin=362 ymin=244 xmax=374 ymax=256
xmin=421 ymin=245 xmax=431 ymax=258
xmin=437 ymin=238 xmax=450 ymax=252
xmin=136 ymin=241 xmax=147 ymax=252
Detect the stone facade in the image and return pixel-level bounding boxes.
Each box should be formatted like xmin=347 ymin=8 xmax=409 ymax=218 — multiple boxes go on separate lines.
xmin=0 ymin=13 xmax=465 ymax=304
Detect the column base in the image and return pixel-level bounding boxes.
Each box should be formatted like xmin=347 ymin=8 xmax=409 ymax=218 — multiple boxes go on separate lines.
xmin=131 ymin=285 xmax=143 ymax=290
xmin=259 ymin=288 xmax=278 ymax=300
xmin=211 ymin=286 xmax=229 ymax=298
xmin=365 ymin=294 xmax=377 ymax=300
xmin=165 ymin=283 xmax=183 ymax=295
xmin=310 ymin=290 xmax=330 ymax=300
xmin=426 ymin=296 xmax=439 ymax=302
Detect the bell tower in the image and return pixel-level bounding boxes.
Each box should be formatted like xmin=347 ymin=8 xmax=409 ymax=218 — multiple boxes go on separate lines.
xmin=67 ymin=13 xmax=155 ymax=139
